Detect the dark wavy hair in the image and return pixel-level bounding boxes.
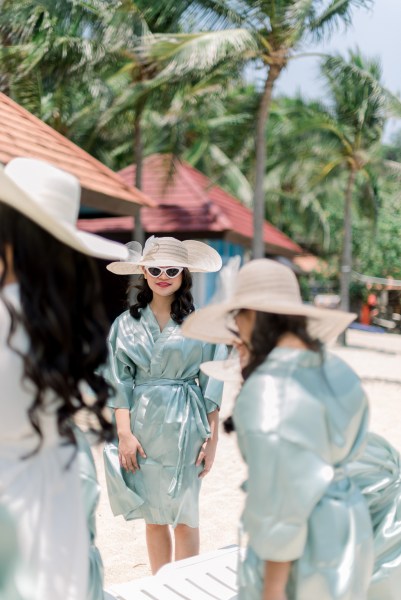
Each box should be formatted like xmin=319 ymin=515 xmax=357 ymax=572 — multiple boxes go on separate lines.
xmin=129 ymin=268 xmax=194 ymax=324
xmin=0 ymin=204 xmax=114 ymax=452
xmin=224 ymin=310 xmax=321 ymax=433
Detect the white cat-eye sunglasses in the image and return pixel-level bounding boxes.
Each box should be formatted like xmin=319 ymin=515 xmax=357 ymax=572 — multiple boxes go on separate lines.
xmin=144 ymin=266 xmax=184 ymax=279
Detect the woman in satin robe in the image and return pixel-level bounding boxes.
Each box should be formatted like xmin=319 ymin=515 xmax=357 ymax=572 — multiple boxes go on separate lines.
xmin=103 ymin=236 xmax=225 ymax=574
xmin=0 ymin=158 xmax=128 ymax=600
xmin=182 ymin=258 xmax=375 ymax=600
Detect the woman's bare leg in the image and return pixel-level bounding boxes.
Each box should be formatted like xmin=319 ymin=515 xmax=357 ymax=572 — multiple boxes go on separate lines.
xmin=174 ymin=525 xmax=199 ymax=561
xmin=146 ymin=524 xmax=172 ymax=574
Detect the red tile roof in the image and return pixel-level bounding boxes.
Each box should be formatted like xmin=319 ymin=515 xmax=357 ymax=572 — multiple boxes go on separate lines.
xmin=79 ymin=215 xmax=135 ymax=233
xmin=119 ymin=154 xmax=302 ymax=255
xmin=184 ymin=163 xmax=302 ymax=255
xmin=0 ymin=93 xmax=154 ymax=212
xmin=120 ymin=154 xmax=232 ymax=232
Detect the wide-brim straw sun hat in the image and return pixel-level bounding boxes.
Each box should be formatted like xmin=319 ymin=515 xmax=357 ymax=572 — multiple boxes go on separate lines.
xmin=0 ymin=157 xmax=129 ymax=261
xmin=200 ymin=356 xmax=243 ymax=383
xmin=107 ymin=235 xmax=222 ymax=274
xmin=181 ymin=259 xmax=356 ymax=345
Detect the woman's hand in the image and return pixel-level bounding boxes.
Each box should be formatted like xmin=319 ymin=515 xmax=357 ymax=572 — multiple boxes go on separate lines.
xmin=196 ymin=438 xmax=217 ymax=478
xmin=118 ymin=432 xmax=146 ymax=473
xmin=197 ymin=408 xmax=219 ymax=478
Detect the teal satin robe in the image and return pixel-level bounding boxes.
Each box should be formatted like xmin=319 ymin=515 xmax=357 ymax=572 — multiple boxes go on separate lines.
xmin=0 ymin=431 xmax=104 ymax=600
xmin=0 ymin=505 xmax=30 ymax=600
xmin=103 ymin=305 xmax=225 ymax=528
xmin=233 ymin=347 xmax=374 ymax=600
xmin=75 ymin=429 xmax=104 ymax=600
xmin=0 ymin=284 xmax=102 ymax=600
xmin=349 ymin=431 xmax=401 ymax=600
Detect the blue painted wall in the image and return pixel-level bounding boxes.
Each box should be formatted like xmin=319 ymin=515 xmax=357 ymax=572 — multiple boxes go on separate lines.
xmin=192 ymin=239 xmax=245 ymax=307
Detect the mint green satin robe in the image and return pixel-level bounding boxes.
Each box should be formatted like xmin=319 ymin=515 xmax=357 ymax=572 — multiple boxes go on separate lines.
xmin=234 ymin=347 xmax=374 ymax=600
xmin=0 ymin=284 xmax=99 ymax=600
xmin=350 ymin=432 xmax=401 ymax=600
xmin=75 ymin=429 xmax=104 ymax=600
xmin=103 ymin=306 xmax=225 ymax=528
xmin=0 ymin=505 xmax=30 ymax=600
xmin=0 ymin=432 xmax=104 ymax=600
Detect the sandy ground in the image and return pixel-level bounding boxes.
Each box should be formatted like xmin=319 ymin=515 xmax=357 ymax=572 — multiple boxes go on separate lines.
xmin=94 ymin=329 xmax=401 ymax=588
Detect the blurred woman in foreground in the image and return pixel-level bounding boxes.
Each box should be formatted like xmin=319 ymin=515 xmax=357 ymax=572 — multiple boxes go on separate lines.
xmin=182 ymin=258 xmax=374 ymax=600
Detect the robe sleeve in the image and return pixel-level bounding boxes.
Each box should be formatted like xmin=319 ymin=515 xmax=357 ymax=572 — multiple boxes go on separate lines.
xmin=241 ymin=430 xmax=334 ymax=561
xmin=199 ymin=342 xmax=227 ymax=413
xmin=105 ymin=319 xmax=136 ymax=410
xmin=234 ymin=366 xmax=345 ymax=562
xmin=74 ymin=427 xmax=104 ymax=600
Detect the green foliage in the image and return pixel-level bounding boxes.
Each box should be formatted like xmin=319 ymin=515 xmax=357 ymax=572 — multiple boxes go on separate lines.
xmin=0 ymin=0 xmax=400 ymax=286
xmin=353 ymin=189 xmax=401 ymax=279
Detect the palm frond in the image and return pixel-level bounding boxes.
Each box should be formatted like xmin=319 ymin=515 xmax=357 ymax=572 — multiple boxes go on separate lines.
xmin=209 ymin=144 xmax=253 ymax=205
xmin=309 ymin=0 xmax=373 ymax=38
xmin=323 ymin=53 xmax=401 ymax=123
xmin=139 ymin=29 xmax=258 ymax=81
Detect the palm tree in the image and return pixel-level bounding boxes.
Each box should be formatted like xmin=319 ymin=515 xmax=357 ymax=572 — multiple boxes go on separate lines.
xmin=316 ymin=52 xmax=387 ymax=313
xmin=0 ymin=0 xmax=120 ymax=132
xmin=135 ymin=80 xmax=258 ymax=205
xmin=281 ymin=51 xmax=393 ymax=318
xmin=0 ymin=0 xmax=255 ymax=243
xmin=96 ymin=25 xmax=256 ymax=181
xmin=91 ymin=24 xmax=255 ymax=242
xmin=184 ymin=0 xmax=374 ymax=258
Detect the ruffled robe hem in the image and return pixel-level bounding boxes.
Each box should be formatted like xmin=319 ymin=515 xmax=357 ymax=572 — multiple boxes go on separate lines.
xmin=103 ymin=443 xmax=144 ymax=520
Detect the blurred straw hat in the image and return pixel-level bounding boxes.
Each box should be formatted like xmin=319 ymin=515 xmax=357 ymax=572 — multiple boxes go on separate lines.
xmin=0 ymin=157 xmax=128 ymax=260
xmin=200 ymin=356 xmax=242 ymax=383
xmin=107 ymin=235 xmax=222 ymax=274
xmin=181 ymin=259 xmax=356 ymax=344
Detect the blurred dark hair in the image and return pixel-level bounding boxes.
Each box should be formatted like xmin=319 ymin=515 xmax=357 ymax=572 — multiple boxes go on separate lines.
xmin=129 ymin=268 xmax=194 ymax=324
xmin=242 ymin=311 xmax=321 ymax=380
xmin=0 ymin=204 xmax=114 ymax=452
xmin=224 ymin=311 xmax=321 ymax=433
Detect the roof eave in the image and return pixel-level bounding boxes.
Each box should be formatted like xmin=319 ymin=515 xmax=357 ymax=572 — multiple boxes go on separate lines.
xmin=81 ymin=189 xmax=152 ymax=216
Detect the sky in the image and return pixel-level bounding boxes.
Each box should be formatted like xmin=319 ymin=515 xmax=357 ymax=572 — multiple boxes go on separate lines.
xmin=273 ymin=0 xmax=401 ymax=141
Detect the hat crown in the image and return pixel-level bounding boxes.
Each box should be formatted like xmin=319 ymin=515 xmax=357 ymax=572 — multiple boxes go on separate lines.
xmin=234 ymin=259 xmax=302 ymax=307
xmin=143 ymin=236 xmax=189 ymax=265
xmin=4 ymin=158 xmax=80 ymax=226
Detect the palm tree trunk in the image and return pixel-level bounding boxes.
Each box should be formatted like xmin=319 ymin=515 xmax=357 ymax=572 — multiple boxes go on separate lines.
xmin=252 ymin=64 xmax=281 ymax=259
xmin=0 ymin=29 xmax=12 ymax=95
xmin=133 ymin=106 xmax=145 ymax=246
xmin=339 ymin=168 xmax=356 ymax=344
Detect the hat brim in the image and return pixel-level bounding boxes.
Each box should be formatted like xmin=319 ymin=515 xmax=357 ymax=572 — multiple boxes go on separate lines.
xmin=107 ymin=239 xmax=222 ymax=274
xmin=106 ymin=259 xmax=209 ymax=275
xmin=181 ymin=298 xmax=356 ymax=345
xmin=200 ymin=358 xmax=243 ymax=383
xmin=0 ymin=166 xmax=129 ymax=261
xmin=106 ymin=262 xmax=217 ymax=275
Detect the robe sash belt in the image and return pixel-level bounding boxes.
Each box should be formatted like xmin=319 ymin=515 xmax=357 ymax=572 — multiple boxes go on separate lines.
xmin=135 ymin=378 xmax=210 ymax=498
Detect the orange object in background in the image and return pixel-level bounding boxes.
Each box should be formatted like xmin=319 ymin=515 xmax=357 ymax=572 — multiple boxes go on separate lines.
xmin=360 ymin=304 xmax=371 ymax=325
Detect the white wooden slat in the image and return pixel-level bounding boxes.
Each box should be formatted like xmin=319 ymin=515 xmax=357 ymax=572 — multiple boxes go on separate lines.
xmin=207 ymin=564 xmax=238 ymax=588
xmin=105 ymin=546 xmax=240 ymax=600
xmin=107 ymin=577 xmax=188 ymax=600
